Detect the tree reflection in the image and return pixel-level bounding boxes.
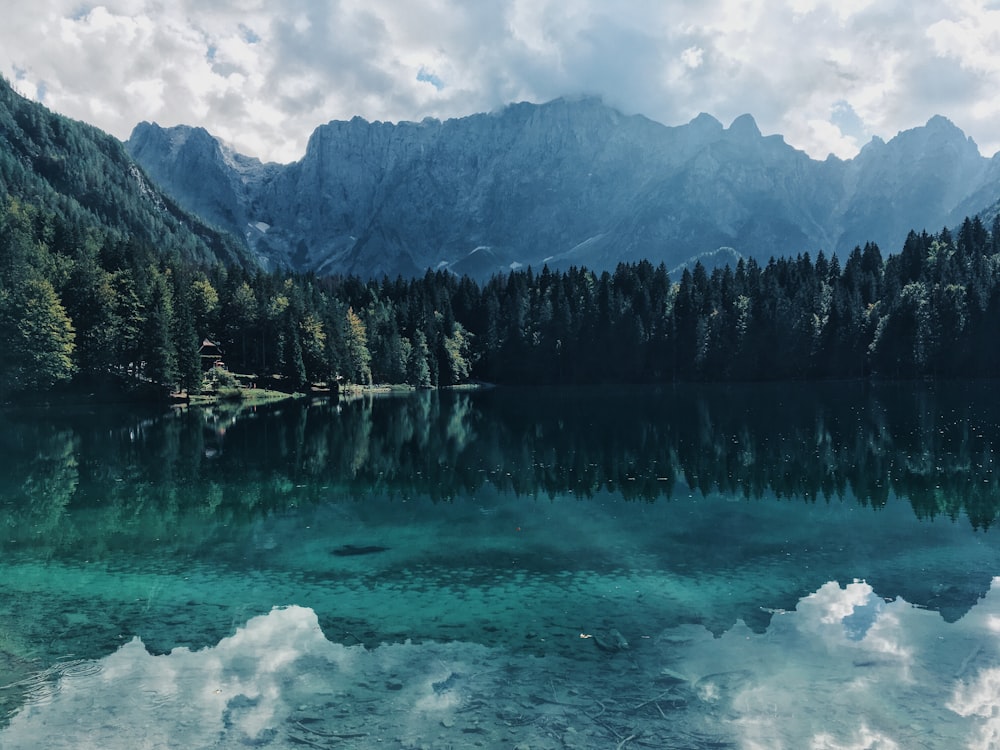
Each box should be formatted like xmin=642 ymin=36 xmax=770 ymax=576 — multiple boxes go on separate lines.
xmin=0 ymin=425 xmax=80 ymax=548
xmin=2 ymin=381 xmax=1000 ymax=556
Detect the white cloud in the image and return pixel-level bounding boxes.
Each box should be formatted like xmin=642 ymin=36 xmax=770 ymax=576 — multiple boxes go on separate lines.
xmin=5 ymin=581 xmax=1000 ymax=749
xmin=2 ymin=1 xmax=1000 ymax=162
xmin=680 ymin=46 xmax=704 ymax=69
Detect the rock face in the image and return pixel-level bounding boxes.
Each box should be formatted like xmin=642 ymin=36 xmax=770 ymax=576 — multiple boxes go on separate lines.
xmin=126 ymin=123 xmax=282 ymax=268
xmin=126 ymin=97 xmax=1000 ymax=280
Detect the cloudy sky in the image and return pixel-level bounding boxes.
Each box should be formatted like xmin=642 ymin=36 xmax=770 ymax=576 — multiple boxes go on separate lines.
xmin=3 ymin=1 xmax=1000 ymax=164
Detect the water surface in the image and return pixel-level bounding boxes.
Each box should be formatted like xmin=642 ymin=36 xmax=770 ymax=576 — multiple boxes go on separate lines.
xmin=1 ymin=383 xmax=999 ymax=748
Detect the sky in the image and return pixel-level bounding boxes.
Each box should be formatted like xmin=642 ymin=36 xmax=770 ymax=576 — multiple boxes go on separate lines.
xmin=3 ymin=1 xmax=1000 ymax=164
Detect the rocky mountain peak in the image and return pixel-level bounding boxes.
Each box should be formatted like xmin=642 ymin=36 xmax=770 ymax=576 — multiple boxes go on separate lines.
xmin=129 ymin=121 xmax=218 ymax=161
xmin=925 ymin=113 xmax=963 ymax=134
xmin=727 ymin=113 xmax=761 ymax=140
xmin=690 ymin=112 xmax=724 ymax=134
xmin=125 ymin=98 xmax=1000 ymax=281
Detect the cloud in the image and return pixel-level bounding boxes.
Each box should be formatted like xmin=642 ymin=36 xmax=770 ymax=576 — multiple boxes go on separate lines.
xmin=2 ymin=1 xmax=1000 ymax=162
xmin=680 ymin=46 xmax=704 ymax=69
xmin=5 ymin=581 xmax=1000 ymax=748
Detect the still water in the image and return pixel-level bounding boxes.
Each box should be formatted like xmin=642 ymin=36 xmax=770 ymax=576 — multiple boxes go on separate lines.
xmin=1 ymin=383 xmax=999 ymax=748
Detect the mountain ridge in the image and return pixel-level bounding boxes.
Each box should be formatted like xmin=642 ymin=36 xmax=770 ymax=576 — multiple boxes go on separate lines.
xmin=125 ymin=98 xmax=1000 ymax=280
xmin=0 ymin=76 xmax=256 ymax=270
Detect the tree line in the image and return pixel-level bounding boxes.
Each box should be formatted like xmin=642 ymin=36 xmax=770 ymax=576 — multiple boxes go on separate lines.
xmin=4 ymin=189 xmax=1000 ymax=397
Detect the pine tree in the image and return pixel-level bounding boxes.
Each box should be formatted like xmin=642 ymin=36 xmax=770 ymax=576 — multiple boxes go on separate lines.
xmin=142 ymin=269 xmax=178 ymax=386
xmin=172 ymin=283 xmax=202 ymax=394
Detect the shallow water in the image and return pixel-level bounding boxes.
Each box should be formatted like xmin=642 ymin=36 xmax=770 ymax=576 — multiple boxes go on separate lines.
xmin=1 ymin=383 xmax=999 ymax=748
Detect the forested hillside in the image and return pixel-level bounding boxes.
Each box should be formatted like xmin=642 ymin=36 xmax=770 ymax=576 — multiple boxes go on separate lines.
xmin=0 ymin=75 xmax=254 ymax=397
xmin=0 ymin=78 xmax=253 ymax=271
xmin=4 ymin=170 xmax=1000 ymax=398
xmin=4 ymin=75 xmax=1000 ymax=397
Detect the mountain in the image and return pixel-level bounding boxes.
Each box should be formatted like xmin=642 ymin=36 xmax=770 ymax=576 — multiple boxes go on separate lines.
xmin=838 ymin=115 xmax=990 ymax=249
xmin=126 ymin=97 xmax=1000 ymax=280
xmin=124 ymin=122 xmax=281 ymax=267
xmin=0 ymin=76 xmax=256 ymax=270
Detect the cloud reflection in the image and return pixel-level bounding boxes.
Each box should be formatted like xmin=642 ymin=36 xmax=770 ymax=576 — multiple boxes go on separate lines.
xmin=3 ymin=580 xmax=1000 ymax=749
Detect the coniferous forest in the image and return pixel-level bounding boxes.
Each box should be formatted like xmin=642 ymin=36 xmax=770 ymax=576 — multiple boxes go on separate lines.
xmin=4 ymin=181 xmax=1000 ymax=398
xmin=4 ymin=72 xmax=1000 ymax=399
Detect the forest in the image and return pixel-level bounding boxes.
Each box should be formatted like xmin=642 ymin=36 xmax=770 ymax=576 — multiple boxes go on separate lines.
xmin=4 ymin=67 xmax=1000 ymax=397
xmin=4 ymin=186 xmax=1000 ymax=397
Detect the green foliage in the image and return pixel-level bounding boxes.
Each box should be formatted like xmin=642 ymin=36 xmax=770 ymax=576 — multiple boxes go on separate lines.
xmin=60 ymin=241 xmax=119 ymax=375
xmin=142 ymin=268 xmax=178 ymax=386
xmin=0 ymin=196 xmax=76 ymax=394
xmin=441 ymin=321 xmax=473 ymax=385
xmin=173 ymin=293 xmax=202 ymax=394
xmin=0 ymin=76 xmax=253 ymax=271
xmin=189 ymin=278 xmax=220 ymax=338
xmin=407 ymin=329 xmax=433 ymax=388
xmin=208 ymin=366 xmax=239 ymax=389
xmin=6 ymin=67 xmax=1000 ymax=395
xmin=10 ymin=202 xmax=1000 ymax=396
xmin=344 ymin=307 xmax=372 ymax=386
xmin=0 ymin=275 xmax=76 ymax=393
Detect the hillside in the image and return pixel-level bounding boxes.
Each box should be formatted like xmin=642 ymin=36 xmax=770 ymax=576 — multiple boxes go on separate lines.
xmin=0 ymin=77 xmax=256 ymax=270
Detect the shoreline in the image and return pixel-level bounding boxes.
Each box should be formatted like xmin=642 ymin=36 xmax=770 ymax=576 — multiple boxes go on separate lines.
xmin=1 ymin=378 xmax=492 ymax=411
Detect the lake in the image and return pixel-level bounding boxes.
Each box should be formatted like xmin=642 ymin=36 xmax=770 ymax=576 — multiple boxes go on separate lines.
xmin=1 ymin=382 xmax=999 ymax=749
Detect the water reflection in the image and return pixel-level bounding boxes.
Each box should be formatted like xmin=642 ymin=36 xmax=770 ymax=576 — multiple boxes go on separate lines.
xmin=2 ymin=382 xmax=1000 ymax=551
xmin=3 ymin=578 xmax=1000 ymax=749
xmin=2 ymin=384 xmax=1000 ymax=746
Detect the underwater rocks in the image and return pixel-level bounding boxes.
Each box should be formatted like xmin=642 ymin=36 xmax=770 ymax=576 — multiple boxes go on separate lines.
xmin=332 ymin=544 xmax=391 ymax=557
xmin=589 ymin=628 xmax=630 ymax=653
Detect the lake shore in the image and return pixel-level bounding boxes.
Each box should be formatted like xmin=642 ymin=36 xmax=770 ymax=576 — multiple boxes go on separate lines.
xmin=2 ymin=374 xmax=491 ymax=411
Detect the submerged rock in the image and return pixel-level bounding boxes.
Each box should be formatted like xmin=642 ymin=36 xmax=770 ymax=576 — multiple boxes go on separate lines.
xmin=332 ymin=544 xmax=390 ymax=557
xmin=592 ymin=628 xmax=630 ymax=653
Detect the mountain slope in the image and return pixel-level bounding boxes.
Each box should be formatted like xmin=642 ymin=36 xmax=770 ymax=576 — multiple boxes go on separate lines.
xmin=0 ymin=77 xmax=256 ymax=269
xmin=126 ymin=97 xmax=1000 ymax=279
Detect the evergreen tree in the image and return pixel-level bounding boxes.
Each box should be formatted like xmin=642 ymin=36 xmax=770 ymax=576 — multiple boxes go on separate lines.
xmin=142 ymin=268 xmax=178 ymax=386
xmin=223 ymin=279 xmax=259 ymax=372
xmin=0 ymin=196 xmax=76 ymax=394
xmin=60 ymin=238 xmax=119 ymax=376
xmin=171 ymin=278 xmax=202 ymax=393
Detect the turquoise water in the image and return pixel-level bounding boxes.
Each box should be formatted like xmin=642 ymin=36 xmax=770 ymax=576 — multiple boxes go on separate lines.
xmin=1 ymin=383 xmax=1000 ymax=748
